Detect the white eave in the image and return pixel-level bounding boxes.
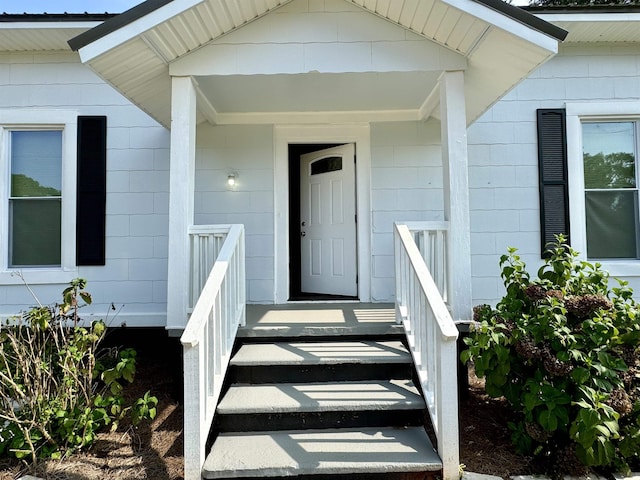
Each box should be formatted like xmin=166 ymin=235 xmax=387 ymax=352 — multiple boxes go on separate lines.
xmin=69 ymin=0 xmax=567 ymax=128
xmin=0 ymin=22 xmax=101 ymax=51
xmin=536 ymin=12 xmax=640 ymax=43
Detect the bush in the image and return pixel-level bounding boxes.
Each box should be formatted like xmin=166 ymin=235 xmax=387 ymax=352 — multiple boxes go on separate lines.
xmin=0 ymin=278 xmax=157 ymax=463
xmin=462 ymin=237 xmax=640 ymax=476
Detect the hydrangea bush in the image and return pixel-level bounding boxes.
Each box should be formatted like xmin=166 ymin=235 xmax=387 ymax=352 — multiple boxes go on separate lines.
xmin=462 ymin=237 xmax=640 ymax=475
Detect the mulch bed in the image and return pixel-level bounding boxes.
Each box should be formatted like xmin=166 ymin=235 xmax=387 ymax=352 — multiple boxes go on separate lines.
xmin=3 ymin=334 xmax=626 ymax=480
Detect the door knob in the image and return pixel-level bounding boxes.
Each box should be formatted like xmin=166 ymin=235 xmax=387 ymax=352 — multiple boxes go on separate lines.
xmin=301 ymin=232 xmax=306 ymax=237
xmin=301 ymin=221 xmax=306 ymax=226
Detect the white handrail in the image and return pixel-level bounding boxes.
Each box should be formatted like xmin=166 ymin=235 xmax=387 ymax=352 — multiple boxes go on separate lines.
xmin=187 ymin=224 xmax=234 ymax=311
xmin=403 ymin=221 xmax=449 ymax=303
xmin=181 ymin=224 xmax=246 ymax=480
xmin=394 ymin=222 xmax=459 ymax=480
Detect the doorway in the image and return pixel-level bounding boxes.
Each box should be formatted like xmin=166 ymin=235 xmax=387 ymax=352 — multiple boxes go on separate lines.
xmin=289 ymin=143 xmax=358 ymax=300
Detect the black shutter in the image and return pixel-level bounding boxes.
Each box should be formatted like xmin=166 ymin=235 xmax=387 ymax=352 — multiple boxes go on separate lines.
xmin=76 ymin=116 xmax=107 ymax=266
xmin=537 ymin=108 xmax=570 ymax=257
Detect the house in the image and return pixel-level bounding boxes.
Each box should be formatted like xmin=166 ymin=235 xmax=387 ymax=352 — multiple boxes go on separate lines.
xmin=1 ymin=0 xmax=638 ymax=478
xmin=0 ymin=0 xmax=568 ymax=327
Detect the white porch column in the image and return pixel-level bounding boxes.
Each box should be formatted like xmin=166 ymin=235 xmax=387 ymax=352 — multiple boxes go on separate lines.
xmin=166 ymin=76 xmax=197 ymax=331
xmin=439 ymin=70 xmax=473 ymax=322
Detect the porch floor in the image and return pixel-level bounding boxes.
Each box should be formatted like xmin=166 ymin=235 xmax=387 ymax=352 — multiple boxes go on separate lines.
xmin=241 ymin=303 xmax=402 ymax=338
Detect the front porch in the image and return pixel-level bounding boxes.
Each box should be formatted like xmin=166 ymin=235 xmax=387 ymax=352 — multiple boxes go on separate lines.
xmin=181 ymin=222 xmax=461 ymax=480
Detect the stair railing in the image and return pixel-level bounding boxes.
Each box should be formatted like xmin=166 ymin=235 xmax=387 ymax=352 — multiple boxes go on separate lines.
xmin=403 ymin=221 xmax=449 ymax=302
xmin=394 ymin=222 xmax=459 ymax=480
xmin=188 ymin=225 xmax=233 ymax=311
xmin=181 ymin=224 xmax=246 ymax=480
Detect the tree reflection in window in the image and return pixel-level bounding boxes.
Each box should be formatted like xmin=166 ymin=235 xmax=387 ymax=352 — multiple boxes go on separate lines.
xmin=582 ymin=122 xmax=638 ymax=259
xmin=9 ymin=130 xmax=62 ymax=267
xmin=311 ymin=156 xmax=342 ymax=176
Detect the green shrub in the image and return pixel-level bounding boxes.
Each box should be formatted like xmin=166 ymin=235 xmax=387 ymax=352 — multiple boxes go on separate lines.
xmin=462 ymin=236 xmax=640 ymax=475
xmin=0 ymin=278 xmax=157 ymax=463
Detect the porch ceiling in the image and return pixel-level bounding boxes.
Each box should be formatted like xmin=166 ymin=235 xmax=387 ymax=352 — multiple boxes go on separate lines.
xmin=194 ymin=71 xmax=440 ymax=114
xmin=69 ymin=0 xmax=566 ymax=128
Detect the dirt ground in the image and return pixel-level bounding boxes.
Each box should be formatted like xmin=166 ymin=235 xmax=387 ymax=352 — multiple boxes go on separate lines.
xmin=0 ymin=329 xmax=185 ymax=480
xmin=459 ymin=366 xmax=535 ymax=479
xmin=0 ymin=333 xmax=614 ymax=480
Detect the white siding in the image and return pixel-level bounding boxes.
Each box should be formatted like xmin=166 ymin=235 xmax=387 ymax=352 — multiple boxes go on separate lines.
xmin=194 ymin=123 xmax=275 ymax=303
xmin=0 ymin=52 xmax=170 ymax=326
xmin=468 ymin=44 xmax=640 ymax=306
xmin=370 ymin=120 xmax=444 ymax=302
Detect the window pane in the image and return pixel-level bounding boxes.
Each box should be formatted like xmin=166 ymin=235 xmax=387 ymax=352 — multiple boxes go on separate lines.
xmin=311 ymin=156 xmax=342 ymax=176
xmin=583 ymin=123 xmax=635 ymax=189
xmin=11 ymin=130 xmax=62 ymax=197
xmin=10 ymin=199 xmax=61 ymax=267
xmin=585 ymin=191 xmax=638 ymax=259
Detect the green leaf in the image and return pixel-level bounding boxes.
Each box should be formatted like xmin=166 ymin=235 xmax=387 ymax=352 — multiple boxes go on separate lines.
xmin=79 ymin=291 xmax=92 ymax=305
xmin=571 ymin=367 xmax=590 ymax=384
xmin=538 ymin=409 xmax=558 ymax=432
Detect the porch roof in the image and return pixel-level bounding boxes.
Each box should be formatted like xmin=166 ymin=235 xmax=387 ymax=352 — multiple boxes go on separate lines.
xmin=0 ymin=16 xmax=107 ymax=52
xmin=533 ymin=10 xmax=640 ymax=43
xmin=68 ymin=0 xmax=568 ymax=128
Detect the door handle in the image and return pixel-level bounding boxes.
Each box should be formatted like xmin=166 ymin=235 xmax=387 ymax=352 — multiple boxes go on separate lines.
xmin=301 ymin=232 xmax=306 ymax=237
xmin=301 ymin=221 xmax=306 ymax=226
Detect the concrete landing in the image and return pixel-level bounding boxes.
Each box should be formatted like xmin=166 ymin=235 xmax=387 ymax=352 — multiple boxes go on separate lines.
xmin=230 ymin=340 xmax=411 ymax=366
xmin=217 ymin=379 xmax=425 ymax=414
xmin=240 ymin=303 xmax=402 ymax=337
xmin=202 ymin=427 xmax=442 ymax=479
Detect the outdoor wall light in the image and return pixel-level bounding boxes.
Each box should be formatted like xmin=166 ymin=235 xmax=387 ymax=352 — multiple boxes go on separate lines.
xmin=227 ymin=172 xmax=238 ymax=189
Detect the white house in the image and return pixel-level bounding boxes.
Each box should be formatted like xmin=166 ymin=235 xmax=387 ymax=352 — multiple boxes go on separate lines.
xmin=4 ymin=1 xmax=640 ymax=479
xmin=0 ymin=0 xmax=571 ymax=330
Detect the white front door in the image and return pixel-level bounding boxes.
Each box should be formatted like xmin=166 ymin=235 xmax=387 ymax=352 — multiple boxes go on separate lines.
xmin=300 ymin=144 xmax=357 ymax=297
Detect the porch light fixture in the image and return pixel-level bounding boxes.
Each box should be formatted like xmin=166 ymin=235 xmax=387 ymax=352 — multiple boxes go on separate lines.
xmin=227 ymin=172 xmax=238 ymax=189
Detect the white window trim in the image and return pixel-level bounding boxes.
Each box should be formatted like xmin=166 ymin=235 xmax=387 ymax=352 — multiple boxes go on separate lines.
xmin=566 ymin=101 xmax=640 ymax=276
xmin=0 ymin=109 xmax=78 ymax=285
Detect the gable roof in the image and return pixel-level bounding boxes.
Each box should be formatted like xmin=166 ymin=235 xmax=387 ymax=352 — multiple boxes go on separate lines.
xmin=68 ymin=0 xmax=567 ymax=52
xmin=67 ymin=0 xmax=568 ymax=127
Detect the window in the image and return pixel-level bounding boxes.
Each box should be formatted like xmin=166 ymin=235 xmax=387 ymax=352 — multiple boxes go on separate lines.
xmin=582 ymin=122 xmax=639 ymax=259
xmin=559 ymin=102 xmax=640 ymax=274
xmin=0 ymin=110 xmax=79 ymax=283
xmin=9 ymin=130 xmax=63 ymax=267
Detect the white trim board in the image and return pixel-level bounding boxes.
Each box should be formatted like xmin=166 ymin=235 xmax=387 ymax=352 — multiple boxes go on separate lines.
xmin=273 ymin=124 xmax=372 ymax=304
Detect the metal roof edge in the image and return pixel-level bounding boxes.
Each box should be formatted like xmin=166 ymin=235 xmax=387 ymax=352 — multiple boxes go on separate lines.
xmin=473 ymin=0 xmax=569 ymax=40
xmin=68 ymin=0 xmax=172 ymax=51
xmin=524 ymin=4 xmax=640 ymax=14
xmin=0 ymin=13 xmax=116 ymax=22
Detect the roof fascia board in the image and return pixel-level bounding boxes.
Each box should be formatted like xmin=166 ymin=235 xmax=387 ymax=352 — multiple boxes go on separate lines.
xmin=0 ymin=21 xmax=102 ymax=29
xmin=471 ymin=0 xmax=567 ymax=40
xmin=537 ymin=12 xmax=640 ymax=22
xmin=72 ymin=0 xmax=203 ymax=62
xmin=444 ymin=0 xmax=565 ymax=50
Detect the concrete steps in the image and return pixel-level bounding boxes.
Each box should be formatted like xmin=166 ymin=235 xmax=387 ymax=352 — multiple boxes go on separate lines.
xmin=215 ymin=379 xmax=426 ymax=431
xmin=203 ymin=427 xmax=441 ymax=479
xmin=202 ymin=337 xmax=442 ymax=479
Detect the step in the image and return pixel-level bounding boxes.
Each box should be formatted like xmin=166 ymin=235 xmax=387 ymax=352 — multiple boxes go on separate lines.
xmin=229 ymin=340 xmax=413 ymax=383
xmin=202 ymin=427 xmax=442 ymax=479
xmin=231 ymin=341 xmax=411 ymax=366
xmin=215 ymin=379 xmax=426 ymax=431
